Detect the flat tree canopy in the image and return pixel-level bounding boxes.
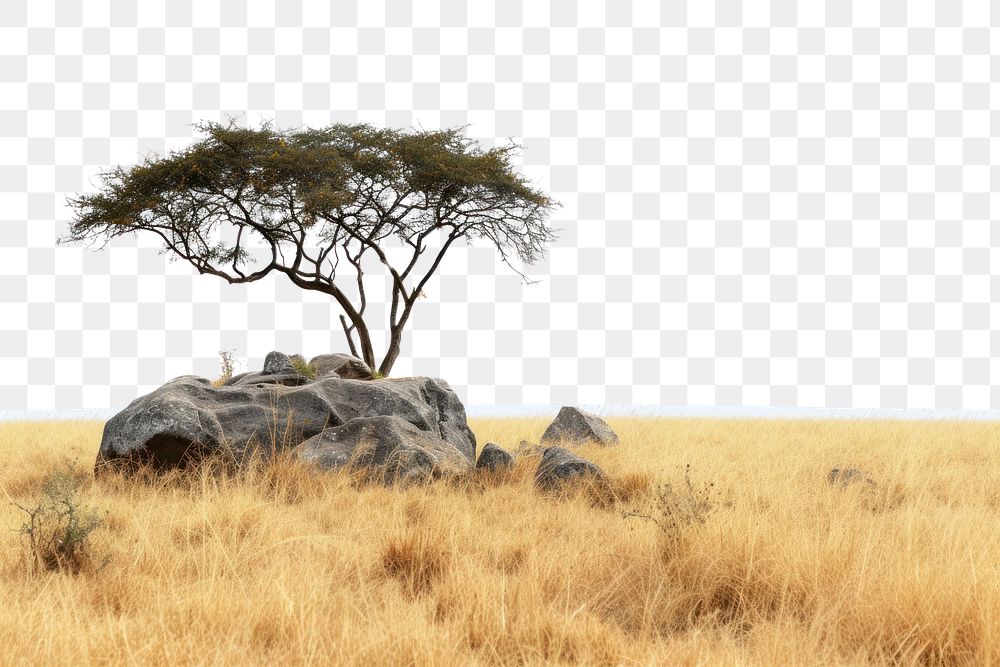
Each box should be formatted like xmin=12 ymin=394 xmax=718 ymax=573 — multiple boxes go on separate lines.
xmin=66 ymin=120 xmax=558 ymax=376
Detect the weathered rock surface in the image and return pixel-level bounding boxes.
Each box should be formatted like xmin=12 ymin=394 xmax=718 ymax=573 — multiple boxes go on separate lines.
xmin=227 ymin=371 xmax=310 ymax=387
xmin=476 ymin=442 xmax=515 ymax=472
xmin=221 ymin=371 xmax=249 ymax=386
xmin=223 ymin=350 xmax=310 ymax=387
xmin=310 ymin=353 xmax=374 ymax=380
xmin=96 ymin=368 xmax=476 ymax=472
xmin=516 ymin=440 xmax=545 ymax=458
xmin=540 ymin=406 xmax=619 ymax=447
xmin=263 ymin=351 xmax=296 ymax=375
xmin=827 ymin=467 xmax=876 ymax=488
xmin=534 ymin=446 xmax=606 ymax=491
xmin=295 ymin=415 xmax=470 ymax=484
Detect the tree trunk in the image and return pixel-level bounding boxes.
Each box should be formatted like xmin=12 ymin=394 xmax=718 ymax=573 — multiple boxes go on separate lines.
xmin=278 ymin=270 xmax=378 ymax=369
xmin=379 ymin=303 xmax=416 ymax=377
xmin=354 ymin=320 xmax=377 ymax=371
xmin=378 ymin=328 xmax=403 ymax=377
xmin=336 ymin=303 xmax=376 ymax=370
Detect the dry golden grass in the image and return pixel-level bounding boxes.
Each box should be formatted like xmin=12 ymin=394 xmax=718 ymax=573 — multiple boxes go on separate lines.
xmin=2 ymin=417 xmax=1000 ymax=665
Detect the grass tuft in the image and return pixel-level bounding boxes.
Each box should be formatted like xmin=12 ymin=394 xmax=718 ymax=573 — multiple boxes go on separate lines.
xmin=288 ymin=353 xmax=316 ymax=379
xmin=380 ymin=532 xmax=448 ymax=596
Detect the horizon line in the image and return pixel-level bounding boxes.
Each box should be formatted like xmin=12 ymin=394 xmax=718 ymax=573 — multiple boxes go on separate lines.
xmin=2 ymin=405 xmax=1000 ymax=422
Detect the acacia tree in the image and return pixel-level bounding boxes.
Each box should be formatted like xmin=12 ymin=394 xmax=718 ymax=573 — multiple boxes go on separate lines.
xmin=65 ymin=121 xmax=558 ymax=376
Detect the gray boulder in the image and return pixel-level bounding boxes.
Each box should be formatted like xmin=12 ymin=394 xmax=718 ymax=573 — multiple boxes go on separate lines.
xmin=295 ymin=415 xmax=470 ymax=484
xmin=96 ymin=374 xmax=476 ymax=472
xmin=477 ymin=442 xmax=515 ymax=472
xmin=540 ymin=406 xmax=619 ymax=446
xmin=310 ymin=353 xmax=374 ymax=380
xmin=534 ymin=446 xmax=606 ymax=491
xmin=827 ymin=467 xmax=876 ymax=488
xmin=263 ymin=350 xmax=296 ymax=375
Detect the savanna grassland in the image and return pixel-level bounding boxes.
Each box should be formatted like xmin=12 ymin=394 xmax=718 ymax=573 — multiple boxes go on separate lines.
xmin=2 ymin=417 xmax=1000 ymax=666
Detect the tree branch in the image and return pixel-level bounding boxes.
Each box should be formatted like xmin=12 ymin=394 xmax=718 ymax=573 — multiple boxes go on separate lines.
xmin=340 ymin=314 xmax=359 ymax=358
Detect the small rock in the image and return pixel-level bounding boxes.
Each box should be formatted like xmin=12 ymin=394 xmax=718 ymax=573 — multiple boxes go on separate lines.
xmin=309 ymin=353 xmax=374 ymax=380
xmin=827 ymin=467 xmax=876 ymax=488
xmin=540 ymin=406 xmax=619 ymax=447
xmin=263 ymin=350 xmax=296 ymax=375
xmin=516 ymin=440 xmax=545 ymax=457
xmin=534 ymin=446 xmax=606 ymax=491
xmin=477 ymin=442 xmax=514 ymax=472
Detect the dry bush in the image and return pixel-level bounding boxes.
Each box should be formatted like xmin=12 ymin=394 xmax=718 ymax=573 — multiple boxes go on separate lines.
xmin=212 ymin=348 xmax=238 ymax=387
xmin=13 ymin=460 xmax=105 ymax=574
xmin=623 ymin=464 xmax=723 ymax=547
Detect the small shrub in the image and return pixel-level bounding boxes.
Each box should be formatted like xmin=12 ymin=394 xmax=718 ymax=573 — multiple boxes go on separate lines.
xmin=289 ymin=354 xmax=316 ymax=379
xmin=624 ymin=464 xmax=723 ymax=548
xmin=14 ymin=461 xmax=106 ymax=574
xmin=214 ymin=349 xmax=238 ymax=387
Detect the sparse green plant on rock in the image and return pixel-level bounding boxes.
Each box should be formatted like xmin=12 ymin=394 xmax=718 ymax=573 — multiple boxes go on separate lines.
xmin=288 ymin=354 xmax=316 ymax=379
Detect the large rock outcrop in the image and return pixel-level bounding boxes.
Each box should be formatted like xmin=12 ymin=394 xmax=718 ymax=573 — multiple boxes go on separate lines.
xmin=96 ymin=359 xmax=476 ymax=472
xmin=295 ymin=415 xmax=470 ymax=483
xmin=540 ymin=406 xmax=619 ymax=446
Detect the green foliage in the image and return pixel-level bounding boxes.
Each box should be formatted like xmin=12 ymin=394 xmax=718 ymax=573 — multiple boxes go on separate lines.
xmin=63 ymin=119 xmax=559 ymax=376
xmin=14 ymin=460 xmax=106 ymax=574
xmin=64 ymin=119 xmax=557 ymax=266
xmin=289 ymin=354 xmax=316 ymax=379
